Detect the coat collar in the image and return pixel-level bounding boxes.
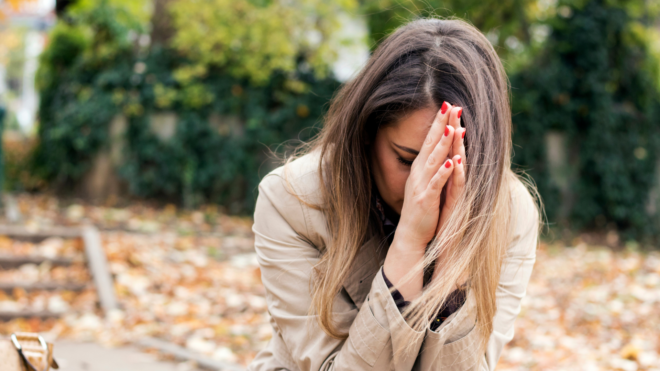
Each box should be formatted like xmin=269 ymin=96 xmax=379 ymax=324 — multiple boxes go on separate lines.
xmin=341 ymin=187 xmax=405 ymax=310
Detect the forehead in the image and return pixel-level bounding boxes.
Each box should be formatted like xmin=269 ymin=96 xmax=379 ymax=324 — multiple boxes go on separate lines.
xmin=383 ymin=107 xmax=437 ymax=151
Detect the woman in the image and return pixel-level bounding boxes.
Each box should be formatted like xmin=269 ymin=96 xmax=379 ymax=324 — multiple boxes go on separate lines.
xmin=249 ymin=17 xmax=543 ymax=371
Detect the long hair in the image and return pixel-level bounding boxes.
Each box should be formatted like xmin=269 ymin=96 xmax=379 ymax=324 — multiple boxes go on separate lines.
xmin=281 ymin=17 xmax=543 ymax=354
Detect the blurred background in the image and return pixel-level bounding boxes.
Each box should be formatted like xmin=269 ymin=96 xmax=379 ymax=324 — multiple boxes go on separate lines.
xmin=0 ymin=0 xmax=659 ymax=370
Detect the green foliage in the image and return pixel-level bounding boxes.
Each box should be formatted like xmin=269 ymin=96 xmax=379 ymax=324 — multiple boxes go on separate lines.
xmin=360 ymin=0 xmax=546 ymax=71
xmin=169 ymin=0 xmax=359 ymax=84
xmin=34 ymin=1 xmax=339 ymax=213
xmin=510 ymin=0 xmax=660 ymax=243
xmin=69 ymin=0 xmax=153 ymax=27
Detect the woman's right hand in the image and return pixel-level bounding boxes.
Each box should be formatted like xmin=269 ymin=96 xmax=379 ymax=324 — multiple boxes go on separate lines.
xmin=383 ymin=101 xmax=460 ymax=300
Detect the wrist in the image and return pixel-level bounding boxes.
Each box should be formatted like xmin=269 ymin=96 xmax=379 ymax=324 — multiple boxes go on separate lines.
xmin=391 ymin=225 xmax=430 ymax=253
xmin=384 ymin=234 xmax=426 ymax=301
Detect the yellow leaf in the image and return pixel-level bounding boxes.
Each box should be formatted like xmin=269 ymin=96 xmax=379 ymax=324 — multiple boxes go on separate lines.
xmin=620 ymin=344 xmax=641 ymax=361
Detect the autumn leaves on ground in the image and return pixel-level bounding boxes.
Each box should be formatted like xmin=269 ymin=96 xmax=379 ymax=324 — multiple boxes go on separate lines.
xmin=0 ymin=194 xmax=659 ymax=370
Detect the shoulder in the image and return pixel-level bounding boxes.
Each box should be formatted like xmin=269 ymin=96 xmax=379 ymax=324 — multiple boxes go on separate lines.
xmin=255 ymin=149 xmax=328 ymax=248
xmin=506 ymin=174 xmax=541 ymax=255
xmin=509 ymin=175 xmax=539 ymax=221
xmin=259 ymin=149 xmax=324 ymax=203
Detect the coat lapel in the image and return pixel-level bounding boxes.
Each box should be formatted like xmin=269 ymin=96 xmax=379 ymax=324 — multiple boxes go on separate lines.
xmin=342 ymin=234 xmax=389 ymax=309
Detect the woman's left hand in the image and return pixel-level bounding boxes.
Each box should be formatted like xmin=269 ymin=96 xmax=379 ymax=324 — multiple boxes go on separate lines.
xmin=435 ymin=106 xmax=467 ymax=236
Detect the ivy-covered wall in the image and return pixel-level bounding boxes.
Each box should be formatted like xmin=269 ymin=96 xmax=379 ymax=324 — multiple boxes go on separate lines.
xmin=33 ymin=2 xmax=339 ymax=213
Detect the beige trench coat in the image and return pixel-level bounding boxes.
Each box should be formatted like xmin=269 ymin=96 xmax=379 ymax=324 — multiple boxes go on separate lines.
xmin=248 ymin=151 xmax=540 ymax=371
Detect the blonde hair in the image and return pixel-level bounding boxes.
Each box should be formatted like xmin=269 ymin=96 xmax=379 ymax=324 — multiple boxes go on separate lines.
xmin=280 ymin=17 xmax=544 ymax=355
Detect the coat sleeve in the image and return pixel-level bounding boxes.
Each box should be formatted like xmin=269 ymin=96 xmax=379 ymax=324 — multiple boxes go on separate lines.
xmin=418 ymin=180 xmax=540 ymax=371
xmin=250 ymin=172 xmax=425 ymax=371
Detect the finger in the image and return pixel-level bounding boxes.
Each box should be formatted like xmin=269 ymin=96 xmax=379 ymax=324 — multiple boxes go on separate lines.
xmin=420 ymin=123 xmax=455 ymax=186
xmin=444 ymin=155 xmax=465 ymax=207
xmin=449 ymin=106 xmax=462 ymax=131
xmin=449 ymin=106 xmax=463 ymax=158
xmin=445 ymin=166 xmax=454 ymax=192
xmin=415 ymin=101 xmax=452 ymax=170
xmin=435 ymin=177 xmax=451 ymax=236
xmin=441 ymin=156 xmax=453 ymax=195
xmin=427 ymin=158 xmax=453 ymax=194
xmin=451 ymin=154 xmax=466 ymax=190
xmin=442 ymin=171 xmax=453 ymax=209
xmin=452 ymin=128 xmax=466 ymax=162
xmin=456 ymin=127 xmax=467 ymax=164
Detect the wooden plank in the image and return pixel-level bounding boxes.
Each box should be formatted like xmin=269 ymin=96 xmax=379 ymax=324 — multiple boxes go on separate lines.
xmin=0 ymin=224 xmax=118 ymax=315
xmin=81 ymin=225 xmax=118 ymax=312
xmin=137 ymin=337 xmax=246 ymax=371
xmin=0 ymin=225 xmax=82 ymax=243
xmin=0 ymin=255 xmax=74 ymax=269
xmin=0 ymin=282 xmax=87 ymax=292
xmin=0 ymin=311 xmax=62 ymax=320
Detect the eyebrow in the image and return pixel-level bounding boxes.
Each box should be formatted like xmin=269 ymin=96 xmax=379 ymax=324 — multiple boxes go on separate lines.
xmin=393 ymin=143 xmax=419 ymax=156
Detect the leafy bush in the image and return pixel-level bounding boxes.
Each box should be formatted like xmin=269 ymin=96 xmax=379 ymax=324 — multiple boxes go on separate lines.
xmin=33 ymin=1 xmax=340 ymax=213
xmin=510 ymin=0 xmax=660 ymax=243
xmin=169 ymin=0 xmax=359 ymax=84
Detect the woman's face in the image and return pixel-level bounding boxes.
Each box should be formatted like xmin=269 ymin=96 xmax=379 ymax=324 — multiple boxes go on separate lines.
xmin=369 ymin=107 xmax=439 ymax=214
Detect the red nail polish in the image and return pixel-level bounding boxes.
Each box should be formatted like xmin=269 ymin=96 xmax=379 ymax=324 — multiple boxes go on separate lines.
xmin=457 ymin=108 xmax=463 ymax=119
xmin=444 ymin=126 xmax=449 ymax=137
xmin=444 ymin=160 xmax=451 ymax=168
xmin=461 ymin=130 xmax=465 ymax=139
xmin=441 ymin=102 xmax=449 ymax=114
xmin=457 ymin=157 xmax=462 ymax=164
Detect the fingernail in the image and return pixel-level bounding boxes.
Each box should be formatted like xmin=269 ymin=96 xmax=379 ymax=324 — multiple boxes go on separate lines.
xmin=441 ymin=102 xmax=449 ymax=114
xmin=444 ymin=126 xmax=449 ymax=137
xmin=461 ymin=130 xmax=465 ymax=139
xmin=457 ymin=157 xmax=462 ymax=165
xmin=457 ymin=108 xmax=463 ymax=119
xmin=444 ymin=160 xmax=452 ymax=168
